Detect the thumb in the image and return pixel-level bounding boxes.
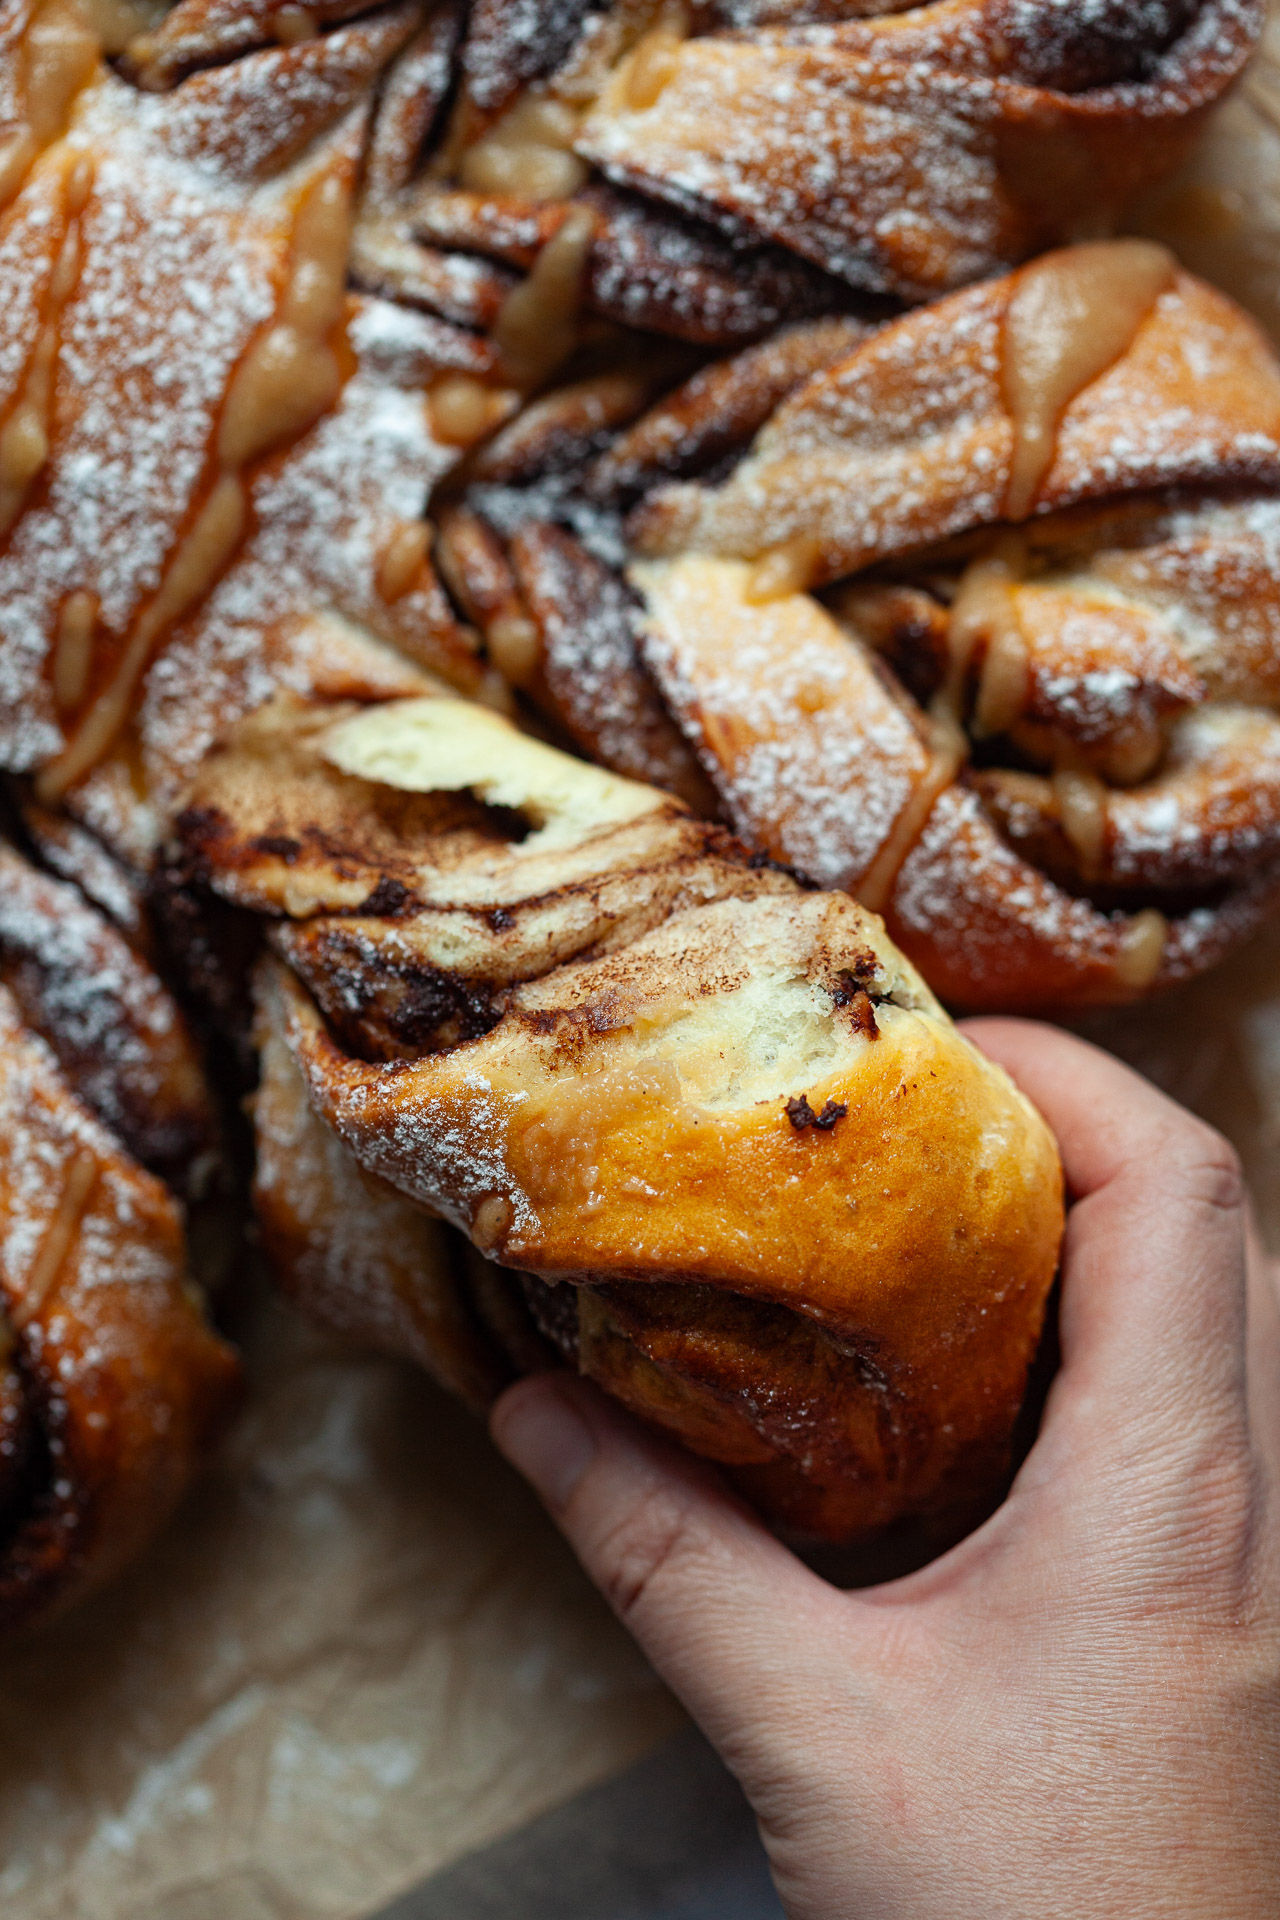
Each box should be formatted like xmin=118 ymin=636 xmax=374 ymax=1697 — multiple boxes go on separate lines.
xmin=490 ymin=1371 xmax=839 ymax=1763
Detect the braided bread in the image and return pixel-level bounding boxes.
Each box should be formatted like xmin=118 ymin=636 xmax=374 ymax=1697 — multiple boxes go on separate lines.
xmin=0 ymin=1 xmax=1264 ymax=1579
xmin=287 ymin=0 xmax=1259 ymax=335
xmin=464 ymin=242 xmax=1280 ymax=1008
xmin=0 ymin=837 xmax=238 ymax=1633
xmin=168 ymin=692 xmax=1063 ymax=1542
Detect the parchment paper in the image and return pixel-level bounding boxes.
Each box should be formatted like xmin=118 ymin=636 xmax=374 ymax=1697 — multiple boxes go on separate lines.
xmin=0 ymin=1285 xmax=680 ymax=1919
xmin=6 ymin=30 xmax=1280 ymax=1919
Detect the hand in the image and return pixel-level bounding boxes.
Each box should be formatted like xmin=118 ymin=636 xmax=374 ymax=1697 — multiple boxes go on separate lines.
xmin=491 ymin=1021 xmax=1280 ymax=1919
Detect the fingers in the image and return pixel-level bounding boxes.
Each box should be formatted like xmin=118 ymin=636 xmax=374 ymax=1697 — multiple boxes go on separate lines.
xmin=490 ymin=1372 xmax=839 ymax=1757
xmin=962 ymin=1018 xmax=1248 ymax=1431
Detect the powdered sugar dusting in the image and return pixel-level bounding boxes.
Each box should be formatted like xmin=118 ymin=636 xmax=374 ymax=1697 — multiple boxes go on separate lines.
xmin=0 ymin=71 xmax=288 ymax=771
xmin=136 ymin=297 xmax=469 ymax=815
xmin=636 ymin=554 xmax=931 ymax=888
xmin=0 ymin=844 xmax=196 ymax=1160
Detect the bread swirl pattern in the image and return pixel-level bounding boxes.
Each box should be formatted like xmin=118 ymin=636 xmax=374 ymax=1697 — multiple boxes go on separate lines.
xmin=0 ymin=0 xmax=1265 ymax=1589
xmin=170 ymin=693 xmax=1063 ymax=1542
xmin=0 ymin=837 xmax=238 ymax=1634
xmin=465 ymin=245 xmax=1280 ymax=1007
xmin=312 ymin=0 xmax=1260 ymax=330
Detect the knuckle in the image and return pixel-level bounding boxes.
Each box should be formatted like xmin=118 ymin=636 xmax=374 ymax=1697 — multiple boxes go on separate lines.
xmin=1169 ymin=1124 xmax=1245 ymax=1218
xmin=593 ymin=1481 xmax=711 ymax=1627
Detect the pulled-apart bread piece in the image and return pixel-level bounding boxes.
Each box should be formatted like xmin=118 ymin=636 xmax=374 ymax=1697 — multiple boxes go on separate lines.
xmin=252 ymin=979 xmax=509 ymax=1414
xmin=172 ymin=694 xmax=1062 ymax=1542
xmin=465 ymin=242 xmax=1280 ymax=1009
xmin=0 ymin=838 xmax=239 ymax=1636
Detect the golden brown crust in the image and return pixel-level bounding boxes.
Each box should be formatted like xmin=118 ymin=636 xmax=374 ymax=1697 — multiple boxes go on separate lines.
xmin=0 ymin=985 xmax=239 ymax=1635
xmin=179 ymin=693 xmax=1063 ymax=1542
xmin=0 ymin=841 xmax=217 ymax=1186
xmin=0 ymin=1 xmax=493 ymax=864
xmin=462 ymin=248 xmax=1280 ymax=1010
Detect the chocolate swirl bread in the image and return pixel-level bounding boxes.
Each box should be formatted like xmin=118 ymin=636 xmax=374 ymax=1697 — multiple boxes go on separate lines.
xmin=462 ymin=240 xmax=1280 ymax=1008
xmin=0 ymin=0 xmax=1268 ymax=1589
xmin=168 ymin=694 xmax=1063 ymax=1542
xmin=0 ymin=837 xmax=238 ymax=1634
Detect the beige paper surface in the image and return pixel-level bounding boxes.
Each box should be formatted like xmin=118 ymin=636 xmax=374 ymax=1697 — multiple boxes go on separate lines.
xmin=1137 ymin=4 xmax=1280 ymax=347
xmin=7 ymin=26 xmax=1280 ymax=1918
xmin=0 ymin=1288 xmax=680 ymax=1919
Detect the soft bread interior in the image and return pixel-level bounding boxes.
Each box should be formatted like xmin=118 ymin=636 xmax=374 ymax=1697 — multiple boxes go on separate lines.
xmin=321 ymin=698 xmax=663 ymax=853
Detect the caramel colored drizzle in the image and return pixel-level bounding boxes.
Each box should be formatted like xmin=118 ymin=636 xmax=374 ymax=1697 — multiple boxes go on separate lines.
xmin=10 ymin=1147 xmax=97 ymax=1332
xmin=0 ymin=0 xmax=100 ymax=213
xmin=855 ymin=720 xmax=967 ymax=917
xmin=1053 ymin=766 xmax=1109 ymax=877
xmin=377 ymin=521 xmax=431 ymax=604
xmin=495 ymin=206 xmax=596 ymax=389
xmin=1114 ymin=909 xmax=1168 ymax=992
xmin=973 ymin=603 xmax=1030 ymax=740
xmin=273 ymin=6 xmax=318 ymax=46
xmin=744 ymin=534 xmax=823 ymax=605
xmin=39 ymin=160 xmax=355 ymax=801
xmin=937 ymin=535 xmax=1025 ymax=726
xmin=218 ymin=168 xmax=349 ymax=471
xmin=624 ymin=20 xmax=687 ymax=110
xmin=52 ymin=588 xmax=98 ymax=709
xmin=1002 ymin=241 xmax=1175 ymax=521
xmin=427 ymin=373 xmax=515 ymax=448
xmin=0 ymin=158 xmax=91 ymax=537
xmin=460 ymin=93 xmax=588 ymax=204
xmin=40 ymin=473 xmax=246 ymax=798
xmin=76 ymin=0 xmax=152 ymax=56
xmin=485 ymin=612 xmax=541 ymax=687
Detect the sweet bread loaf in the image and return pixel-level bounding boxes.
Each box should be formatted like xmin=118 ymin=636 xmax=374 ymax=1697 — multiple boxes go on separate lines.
xmin=0 ymin=0 xmax=1263 ymax=1578
xmin=169 ymin=692 xmax=1063 ymax=1541
xmin=468 ymin=242 xmax=1280 ymax=1007
xmin=0 ymin=837 xmax=238 ymax=1634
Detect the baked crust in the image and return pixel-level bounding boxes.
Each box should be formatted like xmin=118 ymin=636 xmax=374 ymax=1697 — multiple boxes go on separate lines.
xmin=0 ymin=0 xmax=1260 ymax=1573
xmin=0 ymin=980 xmax=238 ymax=1635
xmin=174 ymin=693 xmax=1063 ymax=1541
xmin=464 ymin=246 xmax=1280 ymax=1008
xmin=252 ymin=976 xmax=509 ymax=1412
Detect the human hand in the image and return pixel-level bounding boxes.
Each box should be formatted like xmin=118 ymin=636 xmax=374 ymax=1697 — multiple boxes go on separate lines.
xmin=491 ymin=1022 xmax=1280 ymax=1919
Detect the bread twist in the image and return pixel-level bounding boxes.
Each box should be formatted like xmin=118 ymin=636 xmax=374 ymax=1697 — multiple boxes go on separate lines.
xmin=461 ymin=242 xmax=1280 ymax=1007
xmin=0 ymin=3 xmax=1255 ymax=1566
xmin=167 ymin=692 xmax=1062 ymax=1542
xmin=0 ymin=838 xmax=238 ymax=1634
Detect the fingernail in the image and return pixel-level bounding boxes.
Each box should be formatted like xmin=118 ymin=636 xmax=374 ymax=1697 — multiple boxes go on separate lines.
xmin=494 ymin=1381 xmax=596 ymax=1512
